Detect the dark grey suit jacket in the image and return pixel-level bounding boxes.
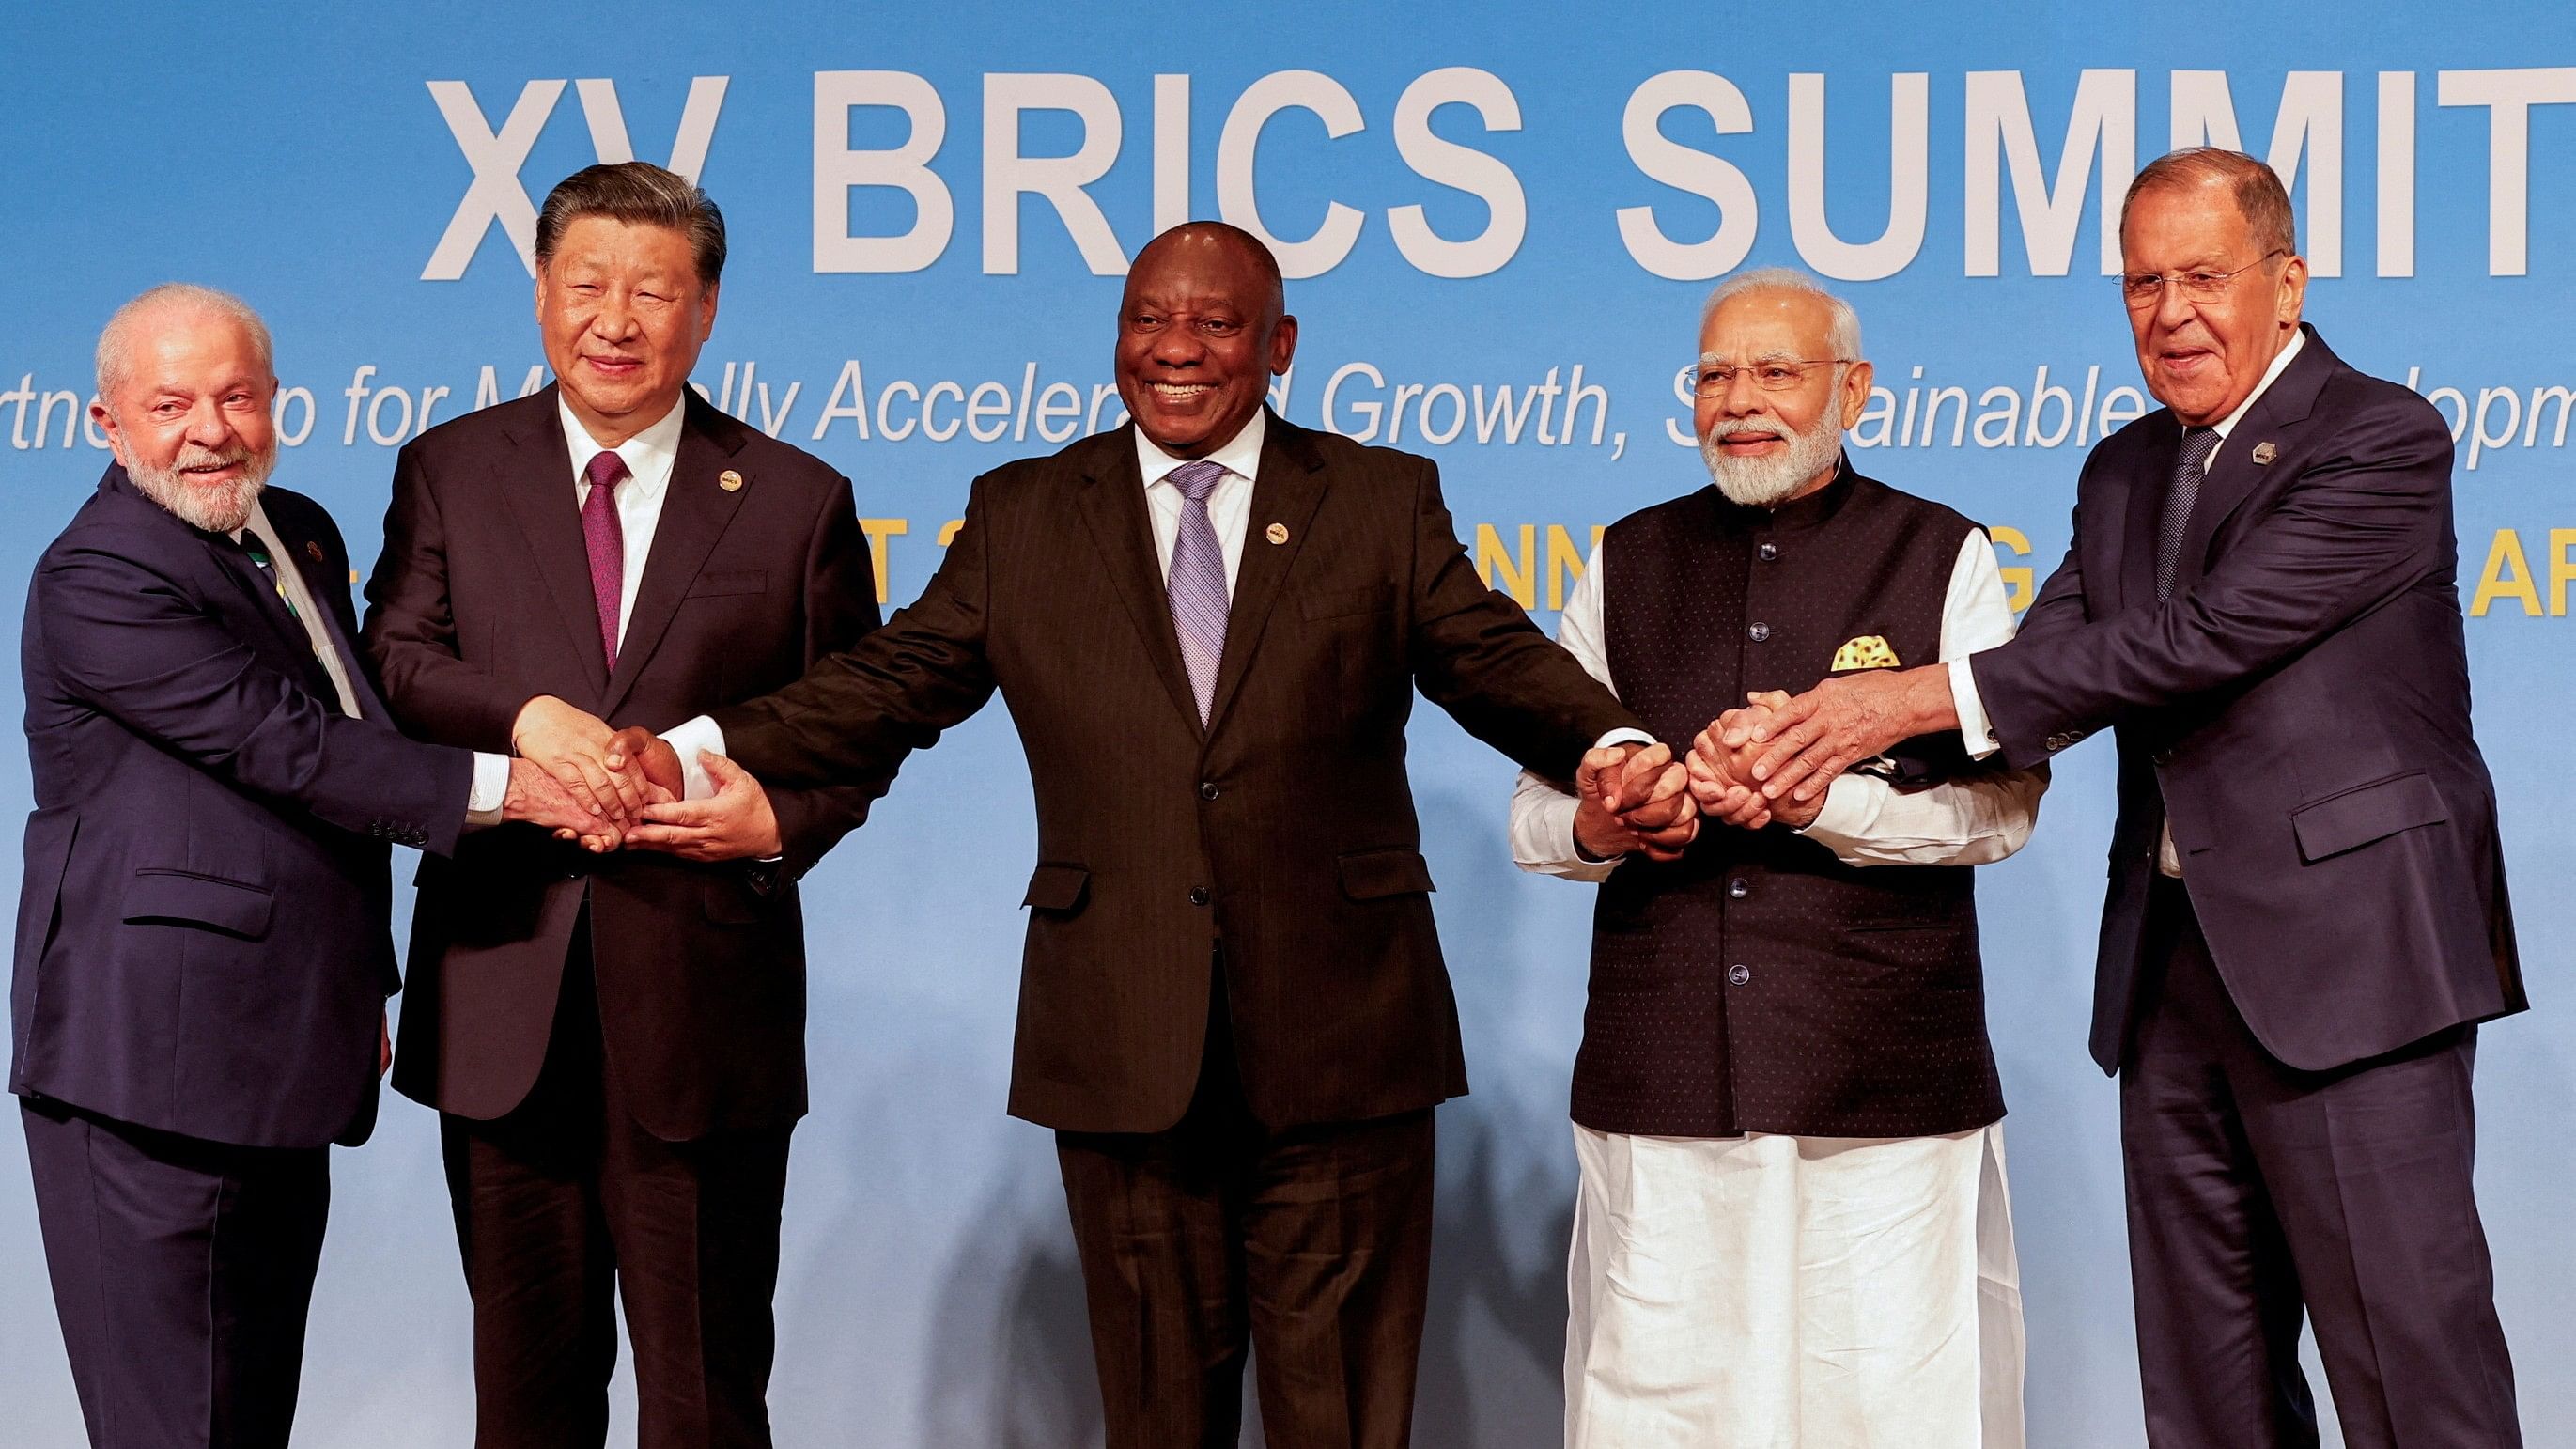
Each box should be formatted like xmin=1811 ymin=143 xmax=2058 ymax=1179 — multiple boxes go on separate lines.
xmin=1971 ymin=327 xmax=2522 ymax=1073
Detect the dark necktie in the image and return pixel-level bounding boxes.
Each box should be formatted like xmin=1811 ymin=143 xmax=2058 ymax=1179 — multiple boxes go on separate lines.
xmin=238 ymin=528 xmax=301 ymax=624
xmin=2155 ymin=426 xmax=2220 ymax=601
xmin=240 ymin=527 xmax=344 ymax=714
xmin=582 ymin=450 xmax=628 ymax=669
xmin=1164 ymin=460 xmax=1231 ymax=724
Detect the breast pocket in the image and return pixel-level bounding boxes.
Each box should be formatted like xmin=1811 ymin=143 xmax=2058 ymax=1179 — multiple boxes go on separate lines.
xmin=687 ymin=570 xmax=769 ymax=600
xmin=1301 ymin=584 xmax=1398 ymax=720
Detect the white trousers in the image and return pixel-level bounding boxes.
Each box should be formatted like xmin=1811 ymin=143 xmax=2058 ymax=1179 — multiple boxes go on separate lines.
xmin=1565 ymin=1123 xmax=2026 ymax=1449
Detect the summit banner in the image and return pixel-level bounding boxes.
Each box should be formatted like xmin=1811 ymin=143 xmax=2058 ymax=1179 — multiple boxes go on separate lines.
xmin=2 ymin=4 xmax=2569 ymax=1445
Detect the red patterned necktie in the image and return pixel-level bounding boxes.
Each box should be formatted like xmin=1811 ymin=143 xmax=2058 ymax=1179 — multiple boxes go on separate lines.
xmin=582 ymin=450 xmax=628 ymax=668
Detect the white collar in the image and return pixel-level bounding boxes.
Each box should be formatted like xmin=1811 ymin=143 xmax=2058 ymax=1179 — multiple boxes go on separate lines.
xmin=2206 ymin=328 xmax=2305 ymax=441
xmin=1135 ymin=409 xmax=1267 ymax=490
xmin=559 ymin=391 xmax=687 ymax=489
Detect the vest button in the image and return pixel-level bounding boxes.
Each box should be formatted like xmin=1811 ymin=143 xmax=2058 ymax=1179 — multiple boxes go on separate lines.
xmin=1188 ymin=886 xmax=1210 ymax=907
xmin=1728 ymin=963 xmax=1752 ymax=986
xmin=1747 ymin=622 xmax=1771 ymax=643
xmin=1757 ymin=542 xmax=1779 ymax=562
xmin=1728 ymin=878 xmax=1749 ymax=899
xmin=1200 ymin=781 xmax=1220 ymax=801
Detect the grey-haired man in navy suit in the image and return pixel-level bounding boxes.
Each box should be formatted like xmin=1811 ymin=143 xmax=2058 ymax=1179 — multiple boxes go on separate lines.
xmin=11 ymin=285 xmax=606 ymax=1449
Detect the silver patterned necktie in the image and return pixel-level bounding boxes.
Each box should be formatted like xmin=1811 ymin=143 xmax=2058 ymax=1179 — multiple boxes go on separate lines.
xmin=2155 ymin=426 xmax=2220 ymax=600
xmin=1164 ymin=459 xmax=1231 ymax=724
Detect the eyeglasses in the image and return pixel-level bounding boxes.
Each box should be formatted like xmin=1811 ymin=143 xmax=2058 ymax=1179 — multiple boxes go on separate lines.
xmin=1690 ymin=359 xmax=1854 ymax=397
xmin=2118 ymin=250 xmax=2286 ymax=309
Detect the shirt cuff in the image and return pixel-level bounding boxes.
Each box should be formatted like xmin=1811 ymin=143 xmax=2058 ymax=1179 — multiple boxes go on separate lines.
xmin=464 ymin=751 xmax=511 ymax=829
xmin=1794 ymin=773 xmax=1876 ymax=851
xmin=660 ymin=715 xmax=727 ymax=802
xmin=1592 ymin=727 xmax=1657 ymax=752
xmin=1949 ymin=656 xmax=2000 ymax=760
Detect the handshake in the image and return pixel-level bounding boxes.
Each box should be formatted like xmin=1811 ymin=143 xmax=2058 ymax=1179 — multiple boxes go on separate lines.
xmin=497 ymin=695 xmax=781 ymax=862
xmin=1573 ymin=690 xmax=1839 ymax=863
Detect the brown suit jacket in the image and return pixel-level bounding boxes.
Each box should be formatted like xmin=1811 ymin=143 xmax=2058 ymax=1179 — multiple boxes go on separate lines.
xmin=714 ymin=414 xmax=1637 ymax=1133
xmin=360 ymin=386 xmax=882 ymax=1140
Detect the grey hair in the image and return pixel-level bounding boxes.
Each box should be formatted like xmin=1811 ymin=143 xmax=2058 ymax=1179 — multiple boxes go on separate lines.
xmin=95 ymin=283 xmax=274 ymax=401
xmin=2124 ymin=147 xmax=2298 ymax=259
xmin=1699 ymin=267 xmax=1862 ymax=361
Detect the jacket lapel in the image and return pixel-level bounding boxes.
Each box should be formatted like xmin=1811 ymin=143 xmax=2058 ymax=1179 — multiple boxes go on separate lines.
xmin=1203 ymin=414 xmax=1328 ymax=736
xmin=273 ymin=524 xmax=391 ymax=719
xmin=600 ymin=393 xmax=751 ymax=717
xmin=495 ymin=387 xmax=612 ymax=703
xmin=2174 ymin=324 xmax=2332 ymax=592
xmin=1074 ymin=428 xmax=1203 ymax=733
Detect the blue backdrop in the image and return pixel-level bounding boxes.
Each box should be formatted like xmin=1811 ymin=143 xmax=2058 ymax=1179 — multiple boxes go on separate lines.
xmin=3 ymin=4 xmax=2569 ymax=1444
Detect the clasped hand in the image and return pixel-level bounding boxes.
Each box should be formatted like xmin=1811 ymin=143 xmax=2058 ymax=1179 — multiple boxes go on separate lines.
xmin=497 ymin=699 xmax=781 ymax=861
xmin=1573 ymin=741 xmax=1699 ymax=863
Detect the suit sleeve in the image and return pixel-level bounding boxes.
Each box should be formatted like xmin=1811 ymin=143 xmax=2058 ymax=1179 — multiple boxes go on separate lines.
xmin=1969 ymin=395 xmax=2452 ymax=771
xmin=360 ymin=443 xmax=527 ymax=752
xmin=759 ymin=476 xmax=889 ymax=878
xmin=38 ymin=541 xmax=474 ymax=855
xmin=1404 ymin=458 xmax=1643 ymax=773
xmin=713 ymin=475 xmax=1002 ymax=791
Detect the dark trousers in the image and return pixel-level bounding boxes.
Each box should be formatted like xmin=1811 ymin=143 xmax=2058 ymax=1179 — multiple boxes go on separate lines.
xmin=441 ymin=941 xmax=792 ymax=1449
xmin=1055 ymin=972 xmax=1437 ymax=1449
xmin=20 ymin=1097 xmax=331 ymax=1449
xmin=2121 ymin=880 xmax=2521 ymax=1449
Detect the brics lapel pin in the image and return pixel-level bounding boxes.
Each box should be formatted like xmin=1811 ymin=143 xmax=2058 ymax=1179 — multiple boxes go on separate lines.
xmin=720 ymin=469 xmax=745 ymax=492
xmin=1265 ymin=522 xmax=1290 ymax=545
xmin=2251 ymin=441 xmax=2277 ymax=465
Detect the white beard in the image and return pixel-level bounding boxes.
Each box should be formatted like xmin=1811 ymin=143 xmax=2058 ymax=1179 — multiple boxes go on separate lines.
xmin=128 ymin=443 xmax=273 ymax=534
xmin=1700 ymin=407 xmax=1846 ymax=509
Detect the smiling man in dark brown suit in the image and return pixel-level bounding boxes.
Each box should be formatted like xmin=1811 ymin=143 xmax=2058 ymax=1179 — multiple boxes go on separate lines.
xmin=359 ymin=163 xmax=881 ymax=1448
xmin=618 ymin=221 xmax=1685 ymax=1446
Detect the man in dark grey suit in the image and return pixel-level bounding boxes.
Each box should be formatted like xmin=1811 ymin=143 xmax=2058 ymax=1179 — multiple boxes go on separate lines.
xmin=1700 ymin=148 xmax=2523 ymax=1447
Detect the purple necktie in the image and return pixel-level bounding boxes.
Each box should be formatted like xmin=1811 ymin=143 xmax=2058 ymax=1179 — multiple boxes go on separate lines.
xmin=582 ymin=450 xmax=628 ymax=669
xmin=1164 ymin=460 xmax=1231 ymax=724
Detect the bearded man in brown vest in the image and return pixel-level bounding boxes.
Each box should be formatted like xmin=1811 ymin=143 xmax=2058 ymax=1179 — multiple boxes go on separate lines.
xmin=1511 ymin=268 xmax=2048 ymax=1448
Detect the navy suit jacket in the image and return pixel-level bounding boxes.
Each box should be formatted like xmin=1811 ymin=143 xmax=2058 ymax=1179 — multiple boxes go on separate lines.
xmin=10 ymin=469 xmax=474 ymax=1148
xmin=1972 ymin=327 xmax=2523 ymax=1074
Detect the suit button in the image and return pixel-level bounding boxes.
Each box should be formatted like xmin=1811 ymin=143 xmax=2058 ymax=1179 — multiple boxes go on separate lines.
xmin=1757 ymin=542 xmax=1779 ymax=562
xmin=2150 ymin=748 xmax=2173 ymax=766
xmin=1728 ymin=878 xmax=1749 ymax=899
xmin=1728 ymin=963 xmax=1752 ymax=986
xmin=1188 ymin=887 xmax=1210 ymax=907
xmin=1199 ymin=782 xmax=1220 ymax=801
xmin=1747 ymin=623 xmax=1771 ymax=643
xmin=2044 ymin=732 xmax=2077 ymax=753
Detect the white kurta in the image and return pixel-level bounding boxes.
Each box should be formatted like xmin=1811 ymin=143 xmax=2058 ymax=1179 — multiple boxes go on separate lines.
xmin=1513 ymin=514 xmax=2042 ymax=1449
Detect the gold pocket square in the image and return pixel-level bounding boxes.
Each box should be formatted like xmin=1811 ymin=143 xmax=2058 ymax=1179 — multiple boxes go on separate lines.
xmin=1830 ymin=635 xmax=1901 ymax=671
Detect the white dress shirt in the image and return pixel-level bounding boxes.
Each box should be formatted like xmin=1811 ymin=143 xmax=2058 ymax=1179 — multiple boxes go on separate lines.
xmin=1136 ymin=408 xmax=1265 ymax=591
xmin=1948 ymin=329 xmax=2304 ymax=876
xmin=1511 ymin=526 xmax=2045 ymax=880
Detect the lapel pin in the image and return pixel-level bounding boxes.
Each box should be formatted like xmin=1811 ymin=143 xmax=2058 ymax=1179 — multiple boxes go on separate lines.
xmin=1265 ymin=522 xmax=1289 ymax=545
xmin=720 ymin=469 xmax=745 ymax=492
xmin=2251 ymin=441 xmax=2277 ymax=465
xmin=303 ymin=540 xmax=326 ymax=565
